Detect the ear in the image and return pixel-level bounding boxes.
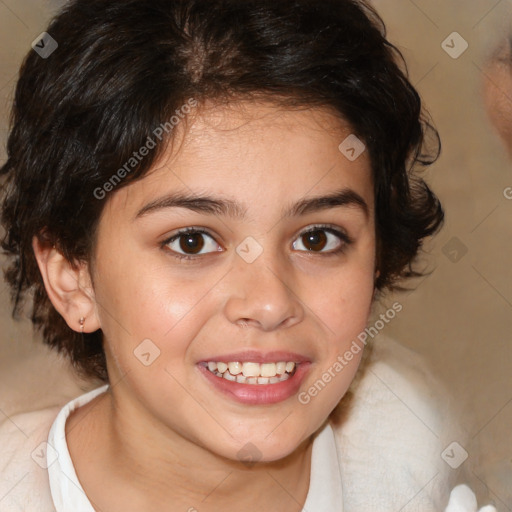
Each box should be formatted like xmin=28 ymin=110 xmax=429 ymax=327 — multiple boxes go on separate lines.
xmin=32 ymin=236 xmax=101 ymax=333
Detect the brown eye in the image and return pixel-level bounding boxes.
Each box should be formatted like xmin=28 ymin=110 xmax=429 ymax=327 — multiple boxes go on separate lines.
xmin=179 ymin=233 xmax=205 ymax=254
xmin=292 ymin=226 xmax=350 ymax=254
xmin=301 ymin=230 xmax=328 ymax=251
xmin=164 ymin=229 xmax=221 ymax=258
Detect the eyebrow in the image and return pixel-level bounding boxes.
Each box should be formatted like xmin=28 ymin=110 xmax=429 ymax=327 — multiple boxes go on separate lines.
xmin=134 ymin=187 xmax=369 ymax=221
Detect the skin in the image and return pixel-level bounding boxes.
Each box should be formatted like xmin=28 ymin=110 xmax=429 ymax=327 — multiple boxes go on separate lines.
xmin=483 ymin=42 xmax=512 ymax=155
xmin=33 ymin=99 xmax=378 ymax=511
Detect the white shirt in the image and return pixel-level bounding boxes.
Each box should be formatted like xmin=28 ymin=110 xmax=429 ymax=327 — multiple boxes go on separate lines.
xmin=47 ymin=385 xmax=107 ymax=511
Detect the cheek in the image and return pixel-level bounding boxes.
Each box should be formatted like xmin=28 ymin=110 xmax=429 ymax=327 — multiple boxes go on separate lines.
xmin=313 ymin=271 xmax=374 ymax=361
xmin=92 ymin=249 xmax=203 ymax=369
xmin=299 ymin=271 xmax=373 ymax=412
xmin=312 ymin=247 xmax=376 ymax=339
xmin=99 ymin=278 xmax=194 ymax=342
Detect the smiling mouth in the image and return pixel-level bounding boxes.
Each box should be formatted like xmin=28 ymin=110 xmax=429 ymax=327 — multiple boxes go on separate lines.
xmin=201 ymin=361 xmax=298 ymax=385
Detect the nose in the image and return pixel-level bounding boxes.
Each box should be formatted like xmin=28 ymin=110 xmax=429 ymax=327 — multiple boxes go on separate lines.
xmin=223 ymin=251 xmax=305 ymax=332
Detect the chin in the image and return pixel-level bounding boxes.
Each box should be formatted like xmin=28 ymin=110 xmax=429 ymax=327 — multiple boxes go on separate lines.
xmin=218 ymin=428 xmax=312 ymax=465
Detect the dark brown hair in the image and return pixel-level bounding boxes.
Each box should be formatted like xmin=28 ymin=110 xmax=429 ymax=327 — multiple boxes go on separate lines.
xmin=0 ymin=0 xmax=444 ymax=382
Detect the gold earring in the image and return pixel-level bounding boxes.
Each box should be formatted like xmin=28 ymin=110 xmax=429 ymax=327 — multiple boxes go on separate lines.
xmin=79 ymin=316 xmax=85 ymax=334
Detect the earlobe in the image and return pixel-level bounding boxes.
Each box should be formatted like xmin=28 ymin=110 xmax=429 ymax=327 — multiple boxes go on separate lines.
xmin=31 ymin=236 xmax=101 ymax=333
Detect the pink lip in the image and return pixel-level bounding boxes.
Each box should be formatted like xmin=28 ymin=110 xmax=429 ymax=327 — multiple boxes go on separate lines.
xmin=196 ymin=361 xmax=312 ymax=405
xmin=197 ymin=350 xmax=311 ymax=364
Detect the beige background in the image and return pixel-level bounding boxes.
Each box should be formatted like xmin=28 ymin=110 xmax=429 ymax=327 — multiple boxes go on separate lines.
xmin=372 ymin=2 xmax=512 ymax=508
xmin=0 ymin=0 xmax=511 ymax=509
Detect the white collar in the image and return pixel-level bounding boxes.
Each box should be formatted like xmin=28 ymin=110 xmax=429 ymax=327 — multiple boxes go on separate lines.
xmin=47 ymin=385 xmax=343 ymax=511
xmin=47 ymin=384 xmax=108 ymax=512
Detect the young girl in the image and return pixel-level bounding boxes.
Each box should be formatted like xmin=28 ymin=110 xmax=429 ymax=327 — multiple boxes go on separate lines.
xmin=0 ymin=0 xmax=496 ymax=510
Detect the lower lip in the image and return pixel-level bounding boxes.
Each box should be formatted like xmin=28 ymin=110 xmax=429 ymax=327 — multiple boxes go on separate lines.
xmin=197 ymin=363 xmax=311 ymax=405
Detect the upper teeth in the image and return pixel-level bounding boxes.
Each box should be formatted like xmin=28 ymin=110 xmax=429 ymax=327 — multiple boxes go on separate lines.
xmin=207 ymin=361 xmax=296 ymax=377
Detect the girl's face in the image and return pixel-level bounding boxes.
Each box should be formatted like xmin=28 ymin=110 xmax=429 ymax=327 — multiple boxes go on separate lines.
xmin=90 ymin=100 xmax=377 ymax=462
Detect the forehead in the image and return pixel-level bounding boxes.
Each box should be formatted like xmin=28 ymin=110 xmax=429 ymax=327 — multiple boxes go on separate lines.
xmin=105 ymin=100 xmax=374 ymax=221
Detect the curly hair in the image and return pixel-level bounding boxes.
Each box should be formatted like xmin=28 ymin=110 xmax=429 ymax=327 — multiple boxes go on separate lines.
xmin=0 ymin=0 xmax=444 ymax=382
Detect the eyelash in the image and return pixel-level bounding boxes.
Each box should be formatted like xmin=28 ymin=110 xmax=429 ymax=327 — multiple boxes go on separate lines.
xmin=161 ymin=225 xmax=354 ymax=262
